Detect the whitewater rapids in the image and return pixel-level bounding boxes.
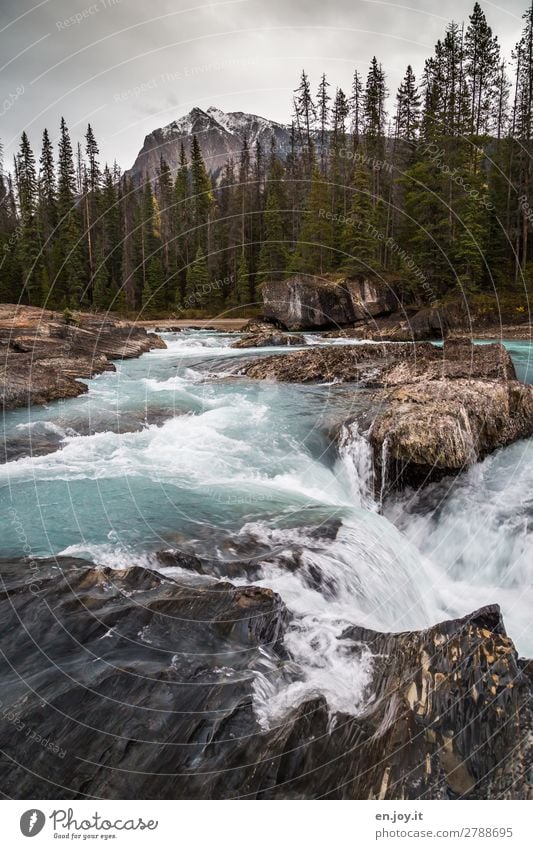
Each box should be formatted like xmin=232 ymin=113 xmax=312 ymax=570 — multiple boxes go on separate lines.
xmin=2 ymin=329 xmax=532 ymax=725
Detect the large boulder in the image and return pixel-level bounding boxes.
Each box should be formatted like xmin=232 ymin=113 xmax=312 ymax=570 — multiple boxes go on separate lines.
xmin=370 ymin=378 xmax=533 ymax=489
xmin=241 ymin=339 xmax=533 ymax=491
xmin=261 ymin=275 xmax=396 ymax=330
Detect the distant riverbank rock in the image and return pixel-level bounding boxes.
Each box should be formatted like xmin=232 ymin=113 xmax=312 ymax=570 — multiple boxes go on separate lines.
xmin=0 ymin=305 xmax=166 ymax=409
xmin=242 ymin=338 xmax=533 ymax=490
xmin=0 ymin=556 xmax=530 ymax=799
xmin=231 ymin=329 xmax=306 ymax=349
xmin=261 ymin=274 xmax=396 ymax=330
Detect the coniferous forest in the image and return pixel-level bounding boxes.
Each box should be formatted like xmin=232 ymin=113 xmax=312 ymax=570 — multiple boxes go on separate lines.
xmin=2 ymin=2 xmax=533 ymax=316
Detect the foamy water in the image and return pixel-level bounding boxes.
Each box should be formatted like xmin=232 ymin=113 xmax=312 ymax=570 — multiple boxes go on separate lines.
xmin=2 ymin=329 xmax=532 ymax=726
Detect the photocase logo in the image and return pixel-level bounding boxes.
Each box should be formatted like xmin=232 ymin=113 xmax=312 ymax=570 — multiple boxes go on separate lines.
xmin=20 ymin=810 xmax=46 ymax=837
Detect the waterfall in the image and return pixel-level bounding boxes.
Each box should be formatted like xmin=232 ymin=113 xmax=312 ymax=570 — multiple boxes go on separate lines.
xmin=336 ymin=421 xmax=377 ymax=510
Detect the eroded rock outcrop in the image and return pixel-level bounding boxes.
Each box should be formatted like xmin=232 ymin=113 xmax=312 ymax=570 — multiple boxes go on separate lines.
xmin=231 ymin=321 xmax=306 ymax=349
xmin=0 ymin=305 xmax=166 ymax=409
xmin=370 ymin=378 xmax=533 ymax=488
xmin=0 ymin=557 xmax=530 ymax=799
xmin=261 ymin=275 xmax=396 ymax=330
xmin=242 ymin=339 xmax=533 ymax=489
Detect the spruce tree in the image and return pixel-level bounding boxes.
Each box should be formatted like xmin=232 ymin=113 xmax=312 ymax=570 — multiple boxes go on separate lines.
xmin=291 ymin=166 xmax=334 ymax=274
xmin=15 ymin=132 xmax=43 ymax=304
xmin=293 ymin=70 xmax=316 ymax=170
xmin=174 ymin=144 xmax=191 ymax=302
xmin=56 ymin=117 xmax=85 ymax=306
xmin=465 ymin=2 xmax=500 ymax=137
xmin=395 ymin=65 xmax=421 ymax=141
xmin=341 ymin=164 xmax=380 ymax=273
xmin=190 ymin=135 xmax=212 ymax=255
xmin=257 ymin=157 xmax=290 ymax=281
xmin=38 ymin=128 xmax=58 ymax=299
xmin=350 ymin=71 xmax=364 ymax=147
xmin=185 ymin=245 xmax=209 ymax=307
xmin=316 ymin=73 xmax=331 ymax=171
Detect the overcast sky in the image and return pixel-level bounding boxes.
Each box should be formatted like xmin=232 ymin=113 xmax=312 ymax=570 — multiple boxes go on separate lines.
xmin=0 ymin=0 xmax=528 ymax=172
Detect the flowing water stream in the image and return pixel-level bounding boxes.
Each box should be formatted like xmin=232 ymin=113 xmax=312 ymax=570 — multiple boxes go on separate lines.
xmin=2 ymin=330 xmax=532 ymax=723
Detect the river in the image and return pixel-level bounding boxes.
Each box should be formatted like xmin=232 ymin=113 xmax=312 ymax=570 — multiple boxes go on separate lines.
xmin=1 ymin=330 xmax=532 ymax=723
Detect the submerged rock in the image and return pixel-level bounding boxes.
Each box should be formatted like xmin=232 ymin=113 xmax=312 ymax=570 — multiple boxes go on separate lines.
xmin=0 ymin=304 xmax=166 ymax=410
xmin=0 ymin=557 xmax=530 ymax=799
xmin=261 ymin=274 xmax=396 ymax=330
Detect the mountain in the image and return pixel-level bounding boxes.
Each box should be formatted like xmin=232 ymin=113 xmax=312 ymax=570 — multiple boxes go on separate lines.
xmin=126 ymin=106 xmax=292 ymax=183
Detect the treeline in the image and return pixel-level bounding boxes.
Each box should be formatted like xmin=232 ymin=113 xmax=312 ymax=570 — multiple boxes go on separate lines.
xmin=1 ymin=1 xmax=533 ymax=315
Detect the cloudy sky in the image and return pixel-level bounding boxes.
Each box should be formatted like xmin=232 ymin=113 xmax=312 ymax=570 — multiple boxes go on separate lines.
xmin=0 ymin=0 xmax=528 ymax=171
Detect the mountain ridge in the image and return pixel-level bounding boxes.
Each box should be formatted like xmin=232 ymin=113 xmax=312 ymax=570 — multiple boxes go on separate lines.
xmin=126 ymin=105 xmax=292 ymax=183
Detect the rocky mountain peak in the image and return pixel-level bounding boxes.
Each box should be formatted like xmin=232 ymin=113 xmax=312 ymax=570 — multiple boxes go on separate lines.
xmin=126 ymin=106 xmax=291 ymax=184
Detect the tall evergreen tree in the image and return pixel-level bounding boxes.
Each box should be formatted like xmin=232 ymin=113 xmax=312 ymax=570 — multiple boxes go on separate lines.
xmin=316 ymin=73 xmax=331 ymax=171
xmin=56 ymin=117 xmax=85 ymax=306
xmin=15 ymin=132 xmax=43 ymax=304
xmin=291 ymin=166 xmax=334 ymax=274
xmin=190 ymin=135 xmax=213 ymax=258
xmin=465 ymin=2 xmax=500 ymax=137
xmin=341 ymin=164 xmax=380 ymax=273
xmin=395 ymin=65 xmax=421 ymax=141
xmin=258 ymin=157 xmax=290 ymax=281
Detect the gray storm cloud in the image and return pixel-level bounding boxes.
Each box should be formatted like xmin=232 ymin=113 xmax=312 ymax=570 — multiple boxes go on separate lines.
xmin=0 ymin=0 xmax=527 ymax=170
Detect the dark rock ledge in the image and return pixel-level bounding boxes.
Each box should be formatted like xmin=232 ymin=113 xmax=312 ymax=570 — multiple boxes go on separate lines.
xmin=0 ymin=556 xmax=530 ymax=799
xmin=0 ymin=304 xmax=166 ymax=410
xmin=241 ymin=339 xmax=533 ymax=490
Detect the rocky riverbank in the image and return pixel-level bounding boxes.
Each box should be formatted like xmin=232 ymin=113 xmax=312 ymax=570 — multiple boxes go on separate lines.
xmin=0 ymin=553 xmax=530 ymax=799
xmin=241 ymin=339 xmax=533 ymax=491
xmin=0 ymin=305 xmax=166 ymax=409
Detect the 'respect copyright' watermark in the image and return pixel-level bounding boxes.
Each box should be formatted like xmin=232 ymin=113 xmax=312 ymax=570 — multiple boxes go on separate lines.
xmin=56 ymin=0 xmax=121 ymax=30
xmin=20 ymin=807 xmax=159 ymax=838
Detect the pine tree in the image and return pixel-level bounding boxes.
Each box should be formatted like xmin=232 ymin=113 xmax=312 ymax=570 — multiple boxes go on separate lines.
xmin=291 ymin=166 xmax=334 ymax=274
xmin=15 ymin=132 xmax=43 ymax=304
xmin=0 ymin=142 xmax=22 ymax=302
xmin=174 ymin=144 xmax=191 ymax=302
xmin=93 ymin=165 xmax=123 ymax=310
xmin=121 ymin=174 xmax=143 ymax=310
xmin=341 ymin=164 xmax=380 ymax=273
xmin=56 ymin=117 xmax=85 ymax=306
xmin=185 ymin=245 xmax=209 ymax=306
xmin=190 ymin=135 xmax=213 ymax=256
xmin=38 ymin=128 xmax=58 ymax=298
xmin=258 ymin=157 xmax=290 ymax=281
xmin=235 ymin=251 xmax=250 ymax=304
xmin=395 ymin=65 xmax=421 ymax=141
xmin=316 ymin=73 xmax=331 ymax=171
xmin=157 ymin=155 xmax=175 ymax=304
xmin=293 ymin=70 xmax=316 ymax=169
xmin=465 ymin=2 xmax=500 ymax=137
xmin=364 ymin=58 xmax=388 ymax=144
xmin=349 ymin=71 xmax=363 ymax=143
xmin=83 ymin=123 xmax=101 ymax=300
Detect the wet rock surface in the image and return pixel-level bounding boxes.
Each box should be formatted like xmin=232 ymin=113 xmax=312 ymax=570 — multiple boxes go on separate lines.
xmin=242 ymin=339 xmax=533 ymax=489
xmin=261 ymin=275 xmax=396 ymax=330
xmin=370 ymin=378 xmax=533 ymax=489
xmin=0 ymin=305 xmax=166 ymax=410
xmin=0 ymin=557 xmax=530 ymax=799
